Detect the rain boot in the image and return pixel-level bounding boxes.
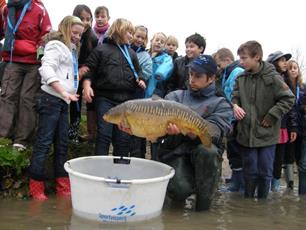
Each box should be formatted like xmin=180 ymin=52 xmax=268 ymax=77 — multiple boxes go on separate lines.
xmin=86 ymin=111 xmax=97 ymax=143
xmin=298 ymin=171 xmax=306 ymax=195
xmin=284 ymin=164 xmax=294 ymax=189
xmin=192 ymin=145 xmax=220 ymax=211
xmin=29 ymin=178 xmax=48 ymax=201
xmin=55 ymin=177 xmax=71 ymax=197
xmin=257 ymin=178 xmax=270 ymax=199
xmin=228 ymin=170 xmax=244 ymax=192
xmin=271 ymin=178 xmax=280 ymax=192
xmin=244 ymin=178 xmax=257 ymax=198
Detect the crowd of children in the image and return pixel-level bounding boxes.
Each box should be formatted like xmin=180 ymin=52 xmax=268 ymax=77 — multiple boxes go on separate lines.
xmin=0 ymin=1 xmax=305 ymax=209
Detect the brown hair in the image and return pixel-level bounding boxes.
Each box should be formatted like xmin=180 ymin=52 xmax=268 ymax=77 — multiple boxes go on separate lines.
xmin=107 ymin=18 xmax=135 ymax=45
xmin=94 ymin=6 xmax=110 ymax=18
xmin=216 ymin=48 xmax=234 ymax=61
xmin=237 ymin=40 xmax=263 ymax=61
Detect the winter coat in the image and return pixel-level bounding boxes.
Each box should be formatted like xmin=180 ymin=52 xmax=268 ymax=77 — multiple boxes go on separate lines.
xmin=145 ymin=51 xmax=173 ymax=98
xmin=166 ymin=55 xmax=191 ymax=93
xmin=131 ymin=45 xmax=152 ymax=82
xmin=1 ymin=0 xmax=51 ymax=64
xmin=39 ymin=40 xmax=77 ymax=104
xmin=221 ymin=60 xmax=244 ymax=101
xmin=232 ymin=61 xmax=295 ymax=147
xmin=83 ymin=39 xmax=144 ymax=103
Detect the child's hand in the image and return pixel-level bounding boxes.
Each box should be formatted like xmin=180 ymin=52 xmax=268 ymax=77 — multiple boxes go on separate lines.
xmin=83 ymin=86 xmax=94 ymax=103
xmin=290 ymin=132 xmax=297 ymax=142
xmin=233 ymin=104 xmax=246 ymax=120
xmin=61 ymin=92 xmax=79 ymax=101
xmin=79 ymin=66 xmax=90 ymax=80
xmin=137 ymin=79 xmax=146 ymax=89
xmin=155 ymin=75 xmax=161 ymax=81
xmin=261 ymin=118 xmax=271 ymax=128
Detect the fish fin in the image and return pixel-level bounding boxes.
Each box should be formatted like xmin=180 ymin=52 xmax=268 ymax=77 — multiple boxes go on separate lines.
xmin=151 ymin=94 xmax=162 ymax=101
xmin=199 ymin=132 xmax=212 ymax=148
xmin=147 ymin=136 xmax=158 ymax=143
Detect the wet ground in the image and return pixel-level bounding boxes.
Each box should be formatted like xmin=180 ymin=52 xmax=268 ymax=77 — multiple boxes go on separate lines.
xmin=1 ymin=157 xmax=305 ymax=230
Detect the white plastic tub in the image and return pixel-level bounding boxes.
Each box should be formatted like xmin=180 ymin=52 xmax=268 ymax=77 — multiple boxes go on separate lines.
xmin=64 ymin=156 xmax=175 ymax=222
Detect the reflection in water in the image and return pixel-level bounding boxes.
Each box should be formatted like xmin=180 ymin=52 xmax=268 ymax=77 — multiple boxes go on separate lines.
xmin=1 ymin=190 xmax=306 ymax=230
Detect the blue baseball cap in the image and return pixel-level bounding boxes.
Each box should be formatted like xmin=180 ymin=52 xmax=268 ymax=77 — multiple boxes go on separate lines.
xmin=188 ymin=54 xmax=217 ymax=75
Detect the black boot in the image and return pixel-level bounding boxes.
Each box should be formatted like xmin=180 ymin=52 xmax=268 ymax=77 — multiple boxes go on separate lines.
xmin=192 ymin=145 xmax=221 ymax=211
xmin=299 ymin=171 xmax=306 ymax=195
xmin=244 ymin=179 xmax=257 ymax=198
xmin=257 ymin=178 xmax=270 ymax=199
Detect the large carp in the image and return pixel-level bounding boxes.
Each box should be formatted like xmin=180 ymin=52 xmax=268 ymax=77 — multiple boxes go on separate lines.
xmin=103 ymin=98 xmax=214 ymax=147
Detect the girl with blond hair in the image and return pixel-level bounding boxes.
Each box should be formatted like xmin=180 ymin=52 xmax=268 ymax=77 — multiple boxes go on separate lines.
xmin=28 ymin=16 xmax=84 ymax=200
xmin=82 ymin=18 xmax=146 ymax=156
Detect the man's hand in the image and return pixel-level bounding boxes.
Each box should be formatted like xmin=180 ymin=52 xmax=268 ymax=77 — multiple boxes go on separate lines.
xmin=166 ymin=123 xmax=180 ymax=135
xmin=118 ymin=122 xmax=133 ymax=135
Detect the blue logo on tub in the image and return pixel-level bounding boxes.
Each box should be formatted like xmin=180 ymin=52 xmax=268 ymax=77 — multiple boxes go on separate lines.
xmin=98 ymin=205 xmax=136 ymax=222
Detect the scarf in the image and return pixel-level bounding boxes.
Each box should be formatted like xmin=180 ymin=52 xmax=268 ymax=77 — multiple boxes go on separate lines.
xmin=3 ymin=0 xmax=32 ymax=51
xmin=94 ymin=23 xmax=109 ymax=38
xmin=131 ymin=44 xmax=145 ymax=53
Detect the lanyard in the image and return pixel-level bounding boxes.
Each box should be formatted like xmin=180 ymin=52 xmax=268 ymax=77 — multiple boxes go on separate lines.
xmin=7 ymin=1 xmax=31 ymax=62
xmin=71 ymin=49 xmax=80 ymax=111
xmin=117 ymin=45 xmax=139 ymax=80
xmin=296 ymin=85 xmax=300 ymax=102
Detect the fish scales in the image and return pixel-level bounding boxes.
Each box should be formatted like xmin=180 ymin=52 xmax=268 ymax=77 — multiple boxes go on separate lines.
xmin=103 ymin=99 xmax=213 ymax=147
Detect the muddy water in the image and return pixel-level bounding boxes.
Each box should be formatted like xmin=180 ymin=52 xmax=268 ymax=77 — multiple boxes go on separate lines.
xmin=1 ymin=188 xmax=306 ymax=230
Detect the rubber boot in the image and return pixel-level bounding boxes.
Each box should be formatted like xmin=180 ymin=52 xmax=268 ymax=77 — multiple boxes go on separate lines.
xmin=298 ymin=171 xmax=306 ymax=195
xmin=29 ymin=179 xmax=48 ymax=201
xmin=244 ymin=178 xmax=257 ymax=198
xmin=55 ymin=177 xmax=71 ymax=197
xmin=86 ymin=111 xmax=97 ymax=143
xmin=284 ymin=164 xmax=294 ymax=189
xmin=192 ymin=145 xmax=220 ymax=211
xmin=228 ymin=170 xmax=244 ymax=192
xmin=271 ymin=178 xmax=280 ymax=192
xmin=257 ymin=178 xmax=270 ymax=199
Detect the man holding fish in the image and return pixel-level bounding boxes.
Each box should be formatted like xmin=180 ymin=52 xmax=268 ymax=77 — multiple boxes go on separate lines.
xmin=113 ymin=54 xmax=233 ymax=211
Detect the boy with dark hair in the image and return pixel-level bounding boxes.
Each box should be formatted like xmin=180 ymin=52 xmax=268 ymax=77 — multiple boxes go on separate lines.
xmin=232 ymin=40 xmax=295 ymax=199
xmin=157 ymin=33 xmax=206 ymax=97
xmin=214 ymin=48 xmax=244 ymax=192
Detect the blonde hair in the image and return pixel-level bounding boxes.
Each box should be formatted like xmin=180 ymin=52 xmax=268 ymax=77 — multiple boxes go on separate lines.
xmin=108 ymin=18 xmax=135 ymax=45
xmin=149 ymin=32 xmax=167 ymax=52
xmin=58 ymin=16 xmax=84 ymax=49
xmin=134 ymin=25 xmax=148 ymax=47
xmin=287 ymin=60 xmax=303 ymax=88
xmin=166 ymin=35 xmax=179 ymax=48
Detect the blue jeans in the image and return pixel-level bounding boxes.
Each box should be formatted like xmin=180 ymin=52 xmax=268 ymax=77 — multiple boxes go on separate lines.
xmin=29 ymin=92 xmax=69 ymax=181
xmin=95 ymin=97 xmax=131 ymax=156
xmin=240 ymin=145 xmax=275 ymax=180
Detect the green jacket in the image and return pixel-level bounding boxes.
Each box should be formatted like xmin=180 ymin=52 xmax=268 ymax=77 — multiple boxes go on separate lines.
xmin=232 ymin=61 xmax=295 ymax=147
